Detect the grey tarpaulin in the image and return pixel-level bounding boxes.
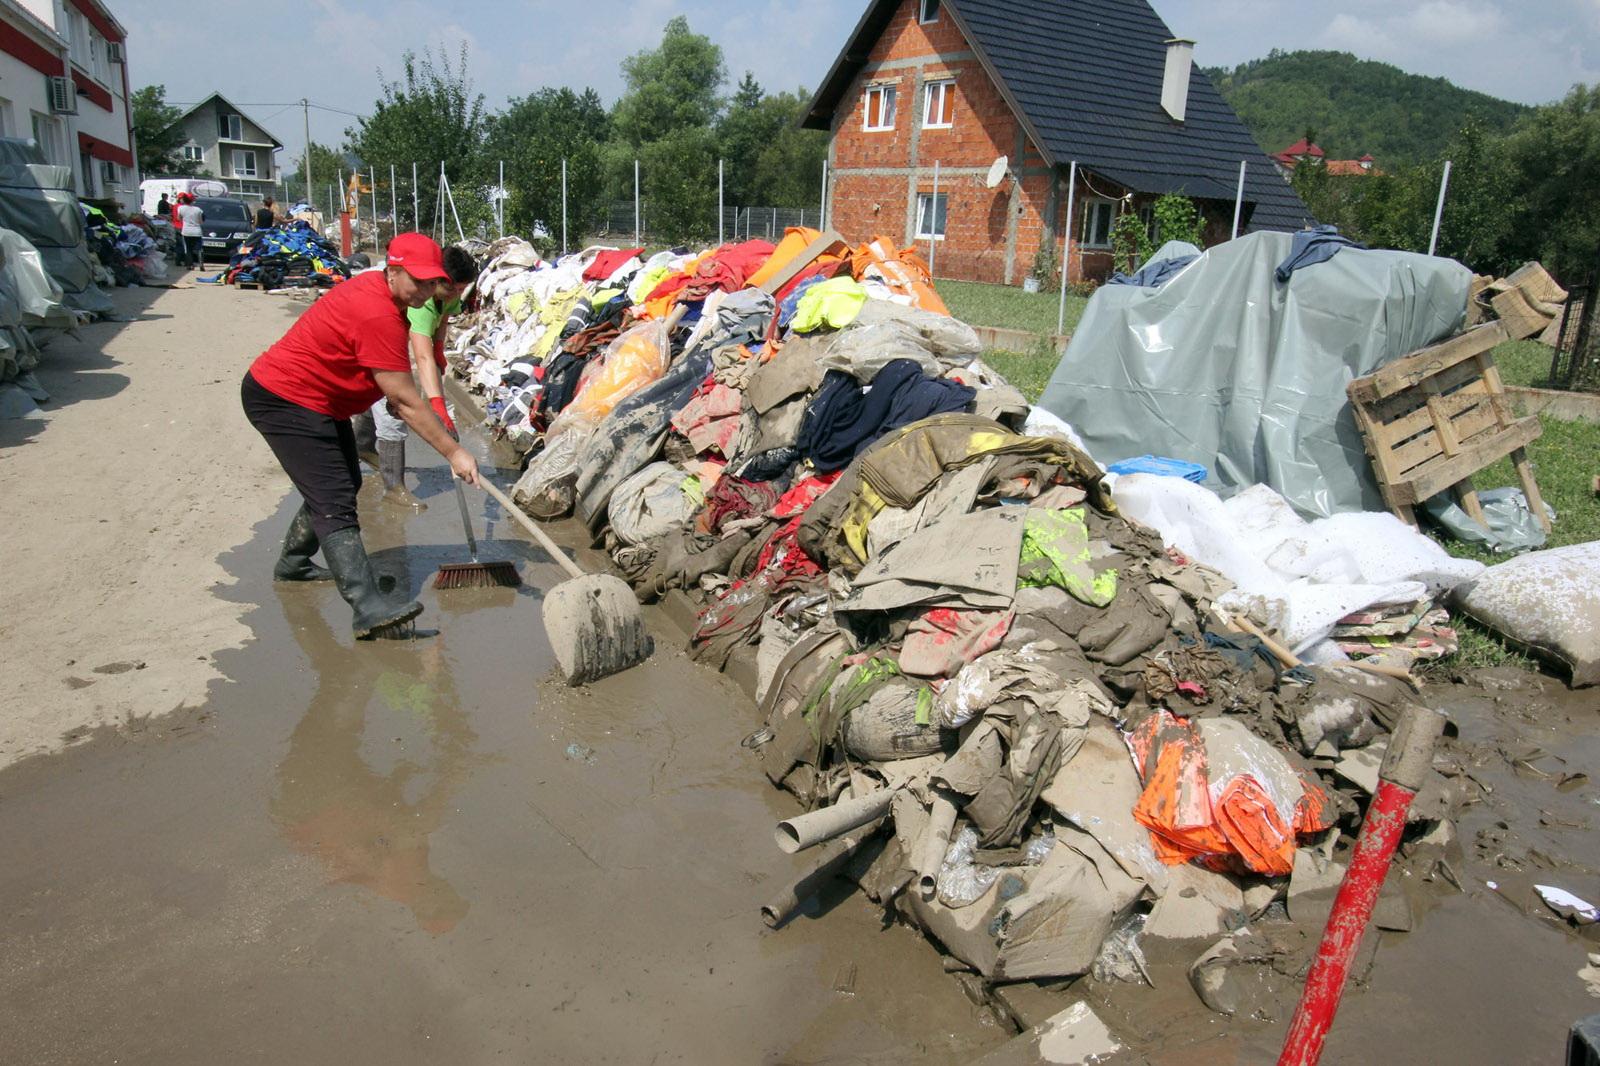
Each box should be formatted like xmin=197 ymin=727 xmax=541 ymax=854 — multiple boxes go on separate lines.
xmin=0 ymin=145 xmax=111 ymax=315
xmin=1037 ymin=231 xmax=1470 ymax=518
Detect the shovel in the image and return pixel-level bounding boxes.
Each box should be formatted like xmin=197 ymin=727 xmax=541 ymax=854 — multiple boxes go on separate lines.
xmin=474 ymin=477 xmax=653 ymax=685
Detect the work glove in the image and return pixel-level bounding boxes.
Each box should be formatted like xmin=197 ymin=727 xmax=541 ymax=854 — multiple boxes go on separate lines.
xmin=429 ymin=395 xmax=457 ymax=439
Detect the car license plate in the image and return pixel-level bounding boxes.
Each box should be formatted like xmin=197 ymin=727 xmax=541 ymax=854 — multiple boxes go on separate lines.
xmin=204 ymin=239 xmax=226 ymax=247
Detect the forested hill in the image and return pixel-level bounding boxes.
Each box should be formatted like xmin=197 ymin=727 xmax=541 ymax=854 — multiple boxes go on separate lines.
xmin=1205 ymin=50 xmax=1529 ymax=166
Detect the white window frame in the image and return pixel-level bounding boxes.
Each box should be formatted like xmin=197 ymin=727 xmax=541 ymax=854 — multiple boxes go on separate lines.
xmin=31 ymin=112 xmax=62 ymax=166
xmin=863 ymin=84 xmax=896 ymax=132
xmin=1081 ymin=198 xmax=1116 ymax=250
xmin=182 ymin=143 xmax=203 ymax=162
xmin=922 ymin=79 xmax=954 ymax=129
xmin=919 ymin=0 xmax=941 ymax=23
xmin=99 ymin=159 xmax=121 ymax=186
xmin=915 ymin=192 xmax=947 ymax=240
xmin=66 ymin=10 xmax=90 ymax=68
xmin=232 ymin=149 xmax=258 ymax=178
xmin=219 ymin=113 xmax=243 ymax=141
xmin=0 ymin=97 xmax=12 ymax=139
xmin=88 ymin=30 xmax=106 ymax=83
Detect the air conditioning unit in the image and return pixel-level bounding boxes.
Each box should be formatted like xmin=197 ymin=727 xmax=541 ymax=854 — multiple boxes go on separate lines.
xmin=106 ymin=41 xmax=125 ymax=64
xmin=48 ymin=76 xmax=78 ymax=115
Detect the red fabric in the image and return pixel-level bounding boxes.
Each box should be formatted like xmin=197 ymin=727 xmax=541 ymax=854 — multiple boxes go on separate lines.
xmin=583 ymin=248 xmax=644 ymax=283
xmin=753 ymin=473 xmax=841 ymax=575
xmin=680 ymin=240 xmax=775 ymax=301
xmin=248 ymin=271 xmax=412 ymax=418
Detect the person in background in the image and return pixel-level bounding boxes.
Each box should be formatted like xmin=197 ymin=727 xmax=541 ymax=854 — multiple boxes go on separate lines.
xmin=176 ymin=193 xmax=204 ymax=270
xmin=240 ymin=232 xmax=479 ymax=639
xmin=364 ymin=245 xmax=478 ymax=508
xmin=256 ymin=196 xmax=277 ymax=231
xmin=156 ymin=193 xmax=172 ymax=220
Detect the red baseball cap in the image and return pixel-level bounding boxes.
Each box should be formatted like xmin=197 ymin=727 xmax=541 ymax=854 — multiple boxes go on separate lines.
xmin=386 ymin=232 xmax=447 ymax=280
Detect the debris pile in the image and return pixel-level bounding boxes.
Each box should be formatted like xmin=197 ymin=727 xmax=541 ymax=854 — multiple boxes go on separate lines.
xmin=442 ymin=227 xmax=1517 ymax=1014
xmin=222 ymin=220 xmax=352 ymax=290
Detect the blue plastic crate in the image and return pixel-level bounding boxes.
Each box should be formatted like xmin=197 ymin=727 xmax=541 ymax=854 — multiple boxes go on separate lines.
xmin=1105 ymin=455 xmax=1208 ymax=483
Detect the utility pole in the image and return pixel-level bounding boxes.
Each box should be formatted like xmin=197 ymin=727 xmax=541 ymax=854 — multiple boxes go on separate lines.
xmin=301 ymin=98 xmax=312 ymax=204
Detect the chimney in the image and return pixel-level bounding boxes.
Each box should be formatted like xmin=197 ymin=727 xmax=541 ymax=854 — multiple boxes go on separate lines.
xmin=1161 ymin=38 xmax=1195 ymax=122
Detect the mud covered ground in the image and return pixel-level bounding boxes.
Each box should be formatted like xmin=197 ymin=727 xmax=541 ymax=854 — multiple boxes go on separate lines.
xmin=1 ymin=284 xmax=1595 ymax=1063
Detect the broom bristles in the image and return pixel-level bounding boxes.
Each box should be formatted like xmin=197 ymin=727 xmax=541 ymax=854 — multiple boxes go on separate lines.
xmin=434 ymin=561 xmax=522 ymax=589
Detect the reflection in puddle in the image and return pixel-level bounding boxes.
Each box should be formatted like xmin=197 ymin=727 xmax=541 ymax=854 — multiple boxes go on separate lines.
xmin=270 ymin=588 xmax=479 ymax=934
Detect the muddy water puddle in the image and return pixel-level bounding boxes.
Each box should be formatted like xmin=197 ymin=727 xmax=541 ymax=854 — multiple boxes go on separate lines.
xmin=0 ymin=447 xmax=1001 ymax=1065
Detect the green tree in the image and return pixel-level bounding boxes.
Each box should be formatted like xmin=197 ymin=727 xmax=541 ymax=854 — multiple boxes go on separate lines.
xmin=638 ymin=125 xmax=720 ymax=241
xmin=131 ymin=85 xmax=198 ymax=177
xmin=717 ymin=83 xmax=827 ymax=209
xmin=280 ymin=142 xmax=349 ymax=203
xmin=1152 ymin=193 xmax=1205 ymax=247
xmin=612 ymin=16 xmax=726 ymax=148
xmin=1498 ymin=84 xmax=1600 ymax=284
xmin=484 ymin=88 xmax=610 ymax=242
xmin=346 ymin=45 xmax=490 ymax=236
xmin=716 ymin=73 xmax=775 ymax=204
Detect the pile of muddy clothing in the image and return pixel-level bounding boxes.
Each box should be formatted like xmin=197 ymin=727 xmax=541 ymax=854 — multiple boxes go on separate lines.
xmin=222 ymin=220 xmax=351 ymax=289
xmin=0 ymin=226 xmax=84 ymax=418
xmin=444 ymin=225 xmax=1476 ymax=994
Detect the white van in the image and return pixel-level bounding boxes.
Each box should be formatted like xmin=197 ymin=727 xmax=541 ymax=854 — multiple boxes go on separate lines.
xmin=138 ymin=177 xmax=229 ymax=216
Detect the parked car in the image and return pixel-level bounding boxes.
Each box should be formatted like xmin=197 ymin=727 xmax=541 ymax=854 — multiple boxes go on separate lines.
xmin=192 ymin=197 xmax=256 ymax=261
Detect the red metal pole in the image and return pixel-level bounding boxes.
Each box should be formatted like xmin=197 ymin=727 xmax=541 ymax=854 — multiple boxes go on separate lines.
xmin=1278 ymin=706 xmax=1445 ymax=1066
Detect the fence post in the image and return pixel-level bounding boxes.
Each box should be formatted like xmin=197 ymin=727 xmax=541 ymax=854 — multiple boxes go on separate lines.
xmin=411 ymin=162 xmax=419 ymax=231
xmin=634 ymin=159 xmax=640 ymax=245
xmin=498 ymin=159 xmax=506 ymax=238
xmin=1428 ymin=160 xmax=1452 ymax=257
xmin=820 ymin=160 xmax=828 ymax=231
xmin=1058 ymin=160 xmax=1078 ymax=337
xmin=718 ymin=158 xmax=724 ymax=245
xmin=928 ymin=160 xmax=940 ymax=277
xmin=1231 ymin=160 xmax=1247 ymax=240
xmin=561 ymin=158 xmax=568 ymax=257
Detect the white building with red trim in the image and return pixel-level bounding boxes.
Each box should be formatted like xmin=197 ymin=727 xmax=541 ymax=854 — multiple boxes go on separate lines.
xmin=0 ymin=0 xmax=135 ymax=212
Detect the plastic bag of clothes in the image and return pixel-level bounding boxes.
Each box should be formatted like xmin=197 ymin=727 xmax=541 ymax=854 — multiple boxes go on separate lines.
xmin=608 ymin=462 xmax=696 ymax=546
xmin=1128 ymin=711 xmax=1334 ymax=876
xmin=553 ymin=318 xmax=672 ymax=429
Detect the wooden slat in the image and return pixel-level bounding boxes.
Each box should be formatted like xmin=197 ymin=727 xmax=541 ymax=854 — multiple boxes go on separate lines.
xmin=1490 ymin=287 xmax=1550 ymax=341
xmin=1347 ymin=322 xmax=1509 ymax=404
xmin=1367 ymin=366 xmax=1491 ymax=445
xmin=1387 ymin=416 xmax=1543 ymax=505
xmin=1512 ymin=446 xmax=1553 ymax=533
xmin=1388 ymin=401 xmax=1502 ymax=476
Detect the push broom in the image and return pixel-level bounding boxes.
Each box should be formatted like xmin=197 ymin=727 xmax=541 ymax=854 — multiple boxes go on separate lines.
xmin=434 ymin=476 xmax=522 ymax=589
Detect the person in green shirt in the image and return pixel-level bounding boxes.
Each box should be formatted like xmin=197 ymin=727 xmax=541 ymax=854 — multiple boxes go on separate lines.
xmin=366 ymin=246 xmax=478 ymax=508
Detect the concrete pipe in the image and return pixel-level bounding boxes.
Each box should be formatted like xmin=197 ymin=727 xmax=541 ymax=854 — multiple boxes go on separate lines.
xmin=774 ymin=789 xmax=896 ymax=854
xmin=761 ymin=823 xmax=882 ymax=929
xmin=916 ymin=790 xmax=959 ymax=901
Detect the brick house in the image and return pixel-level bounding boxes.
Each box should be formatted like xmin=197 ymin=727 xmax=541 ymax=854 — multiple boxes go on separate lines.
xmin=803 ymin=0 xmax=1312 ymax=285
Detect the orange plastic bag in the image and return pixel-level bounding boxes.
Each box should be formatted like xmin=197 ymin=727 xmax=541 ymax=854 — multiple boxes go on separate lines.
xmin=851 ymin=236 xmax=950 ymax=315
xmin=558 ymin=319 xmax=670 ymax=427
xmin=1128 ymin=710 xmax=1332 ymax=876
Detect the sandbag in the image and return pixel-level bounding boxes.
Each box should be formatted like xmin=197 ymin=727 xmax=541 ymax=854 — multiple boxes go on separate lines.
xmin=843 ymin=677 xmax=943 ymax=762
xmin=1450 ymin=543 xmax=1600 ymax=687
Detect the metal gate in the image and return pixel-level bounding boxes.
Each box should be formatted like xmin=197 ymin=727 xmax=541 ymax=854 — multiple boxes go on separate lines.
xmin=1549 ymin=272 xmax=1599 ymax=392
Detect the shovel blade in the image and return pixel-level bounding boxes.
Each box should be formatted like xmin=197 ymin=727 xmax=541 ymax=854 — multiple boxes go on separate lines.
xmin=541 ymin=574 xmax=652 ymax=685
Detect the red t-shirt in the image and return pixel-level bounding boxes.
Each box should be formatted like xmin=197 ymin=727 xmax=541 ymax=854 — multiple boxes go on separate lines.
xmin=249 ymin=271 xmax=413 ymax=418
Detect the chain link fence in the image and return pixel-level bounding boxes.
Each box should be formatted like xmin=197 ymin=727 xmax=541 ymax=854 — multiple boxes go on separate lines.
xmin=596 ymin=202 xmax=828 ymax=245
xmin=1549 ymin=284 xmax=1599 ymax=392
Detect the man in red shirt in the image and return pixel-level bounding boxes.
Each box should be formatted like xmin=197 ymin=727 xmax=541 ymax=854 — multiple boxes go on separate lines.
xmin=241 ymin=232 xmax=480 ymax=639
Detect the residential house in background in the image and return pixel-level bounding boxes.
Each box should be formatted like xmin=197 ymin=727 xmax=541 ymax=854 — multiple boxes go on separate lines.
xmin=1271 ymin=138 xmax=1381 ymax=177
xmin=0 ymin=0 xmax=136 ymax=211
xmin=163 ymin=92 xmax=282 ymax=199
xmin=803 ymin=0 xmax=1312 ymax=285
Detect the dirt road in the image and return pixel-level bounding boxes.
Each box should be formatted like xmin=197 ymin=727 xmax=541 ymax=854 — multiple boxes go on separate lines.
xmin=0 ymin=281 xmax=297 ymax=769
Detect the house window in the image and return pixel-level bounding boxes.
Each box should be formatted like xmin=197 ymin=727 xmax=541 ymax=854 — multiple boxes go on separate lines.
xmin=915 ymin=192 xmax=947 ymax=240
xmin=0 ymin=97 xmax=12 ymax=138
xmin=100 ymin=159 xmax=117 ymax=185
xmin=232 ymin=149 xmax=258 ymax=177
xmin=1081 ymin=199 xmax=1116 ymax=249
xmin=920 ymin=0 xmax=940 ymax=22
xmin=88 ymin=31 xmax=106 ymax=82
xmin=219 ymin=113 xmax=242 ymax=140
xmin=183 ymin=143 xmax=203 ymax=162
xmin=31 ymin=112 xmax=61 ymax=166
xmin=923 ymin=79 xmax=954 ymax=129
xmin=863 ymin=84 xmax=896 ymax=131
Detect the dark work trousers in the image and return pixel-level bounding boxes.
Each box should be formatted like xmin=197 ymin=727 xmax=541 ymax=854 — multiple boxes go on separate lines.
xmin=241 ymin=371 xmax=363 ymax=542
xmin=184 ymin=234 xmax=204 ymax=269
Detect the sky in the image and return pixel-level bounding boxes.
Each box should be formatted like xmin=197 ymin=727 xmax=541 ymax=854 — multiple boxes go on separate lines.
xmin=121 ymin=0 xmax=1599 ymax=163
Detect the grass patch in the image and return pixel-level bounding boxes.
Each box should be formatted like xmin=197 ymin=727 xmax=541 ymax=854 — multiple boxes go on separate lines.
xmin=983 ymin=338 xmax=1061 ymax=403
xmin=936 ymin=278 xmax=1089 ymax=337
xmin=1490 ymin=339 xmax=1558 ymax=389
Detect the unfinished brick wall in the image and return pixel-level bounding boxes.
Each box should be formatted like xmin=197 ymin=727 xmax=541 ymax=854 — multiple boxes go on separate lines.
xmin=825 ymin=0 xmax=1082 ymax=287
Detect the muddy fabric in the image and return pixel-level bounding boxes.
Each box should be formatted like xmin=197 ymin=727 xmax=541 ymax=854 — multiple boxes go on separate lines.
xmin=629 ymin=528 xmax=753 ymax=603
xmin=899 ymin=607 xmax=1015 ymax=679
xmin=837 ymin=507 xmax=1027 ymax=621
xmin=1077 ymin=584 xmax=1174 ymax=666
xmin=950 ymin=360 xmax=1029 ymax=430
xmin=798 ymin=415 xmax=1110 ymax=575
xmin=936 ymin=641 xmax=1109 ymax=730
xmin=819 ymin=298 xmax=982 ymax=381
xmin=759 ymin=629 xmax=850 ymax=787
xmin=669 ymin=378 xmax=743 ymax=455
xmin=607 ymin=462 xmax=694 ymax=547
xmin=1019 ymin=508 xmax=1120 ymax=607
xmin=865 ymin=459 xmax=993 ymax=560
xmin=696 ymin=475 xmax=779 ymax=536
xmin=571 ymin=346 xmax=712 ymax=528
xmin=796 ymin=360 xmax=976 ymax=474
xmin=843 ymin=677 xmax=943 ymax=761
xmin=692 ymin=557 xmax=828 ymax=670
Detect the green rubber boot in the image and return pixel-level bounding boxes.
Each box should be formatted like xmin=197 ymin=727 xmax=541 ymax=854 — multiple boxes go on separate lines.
xmin=273 ymin=505 xmax=333 ymax=582
xmin=320 ymin=527 xmax=423 ymax=639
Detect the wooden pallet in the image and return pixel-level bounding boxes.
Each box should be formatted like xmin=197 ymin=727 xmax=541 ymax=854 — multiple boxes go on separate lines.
xmin=1348 ymin=319 xmax=1551 ymax=531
